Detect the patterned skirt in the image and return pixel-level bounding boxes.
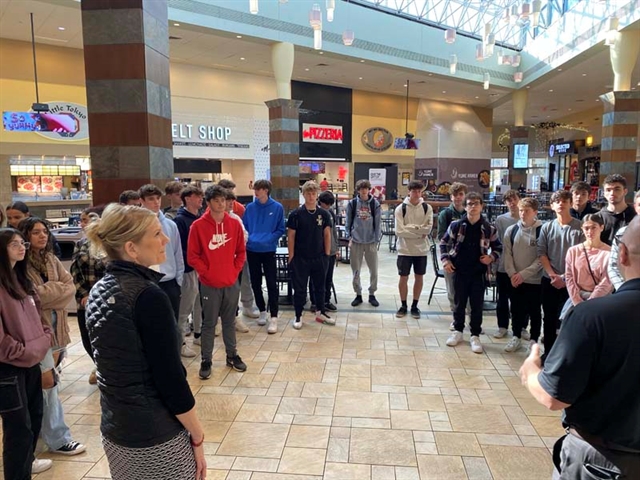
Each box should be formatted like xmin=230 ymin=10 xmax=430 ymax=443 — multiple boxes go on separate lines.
xmin=103 ymin=429 xmax=197 ymax=480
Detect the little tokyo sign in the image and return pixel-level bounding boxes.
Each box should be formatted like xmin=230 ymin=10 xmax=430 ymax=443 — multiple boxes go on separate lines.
xmin=302 ymin=123 xmax=343 ymax=144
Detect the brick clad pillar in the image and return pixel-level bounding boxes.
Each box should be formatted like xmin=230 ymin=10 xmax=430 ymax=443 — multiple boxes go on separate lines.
xmin=599 ymin=91 xmax=639 ymax=200
xmin=81 ymin=0 xmax=173 ymax=206
xmin=265 ymin=99 xmax=302 ymax=215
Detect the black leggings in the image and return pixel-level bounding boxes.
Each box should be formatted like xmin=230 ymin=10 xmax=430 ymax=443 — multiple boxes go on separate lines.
xmin=76 ymin=309 xmax=94 ymax=361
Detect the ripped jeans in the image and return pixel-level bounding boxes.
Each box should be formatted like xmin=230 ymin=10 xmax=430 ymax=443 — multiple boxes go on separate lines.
xmin=39 ymin=347 xmax=73 ymax=451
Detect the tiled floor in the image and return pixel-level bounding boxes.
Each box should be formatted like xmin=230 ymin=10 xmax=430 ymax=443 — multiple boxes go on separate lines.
xmin=1 ymin=247 xmax=560 ymax=479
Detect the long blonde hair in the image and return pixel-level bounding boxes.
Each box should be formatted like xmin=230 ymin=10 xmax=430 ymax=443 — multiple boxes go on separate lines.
xmin=85 ymin=203 xmax=157 ymax=260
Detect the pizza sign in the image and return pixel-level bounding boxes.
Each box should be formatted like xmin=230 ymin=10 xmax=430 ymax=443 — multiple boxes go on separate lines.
xmin=302 ymin=123 xmax=343 ymax=144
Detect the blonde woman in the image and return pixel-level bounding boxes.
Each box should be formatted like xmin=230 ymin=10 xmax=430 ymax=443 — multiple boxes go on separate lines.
xmin=85 ymin=204 xmax=206 ymax=480
xmin=20 ymin=217 xmax=86 ymax=457
xmin=561 ymin=213 xmax=613 ymax=319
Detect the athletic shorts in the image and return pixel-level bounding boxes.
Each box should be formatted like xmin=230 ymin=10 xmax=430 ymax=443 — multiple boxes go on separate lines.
xmin=397 ymin=255 xmax=427 ymax=276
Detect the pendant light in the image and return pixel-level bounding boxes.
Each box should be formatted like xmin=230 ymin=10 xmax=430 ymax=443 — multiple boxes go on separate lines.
xmin=483 ymin=73 xmax=490 ymax=90
xmin=326 ymin=0 xmax=335 ymax=22
xmin=444 ymin=28 xmax=456 ymax=44
xmin=309 ymin=4 xmax=322 ymax=50
xmin=249 ymin=0 xmax=258 ymax=14
xmin=342 ymin=30 xmax=355 ymax=46
xmin=449 ymin=54 xmax=457 ymax=75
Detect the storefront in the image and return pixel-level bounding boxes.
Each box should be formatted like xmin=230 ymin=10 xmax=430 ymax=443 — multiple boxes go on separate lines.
xmin=547 ymin=140 xmax=585 ymax=191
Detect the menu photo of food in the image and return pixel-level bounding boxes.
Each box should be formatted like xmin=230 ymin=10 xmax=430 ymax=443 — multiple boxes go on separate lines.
xmin=16 ymin=176 xmax=41 ymax=193
xmin=41 ymin=176 xmax=63 ymax=193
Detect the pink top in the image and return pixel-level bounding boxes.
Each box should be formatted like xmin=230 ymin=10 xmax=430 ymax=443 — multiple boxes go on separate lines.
xmin=565 ymin=243 xmax=613 ymax=306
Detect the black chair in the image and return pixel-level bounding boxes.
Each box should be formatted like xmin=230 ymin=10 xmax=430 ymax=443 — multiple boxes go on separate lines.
xmin=379 ymin=216 xmax=397 ymax=252
xmin=427 ymin=243 xmax=446 ymax=305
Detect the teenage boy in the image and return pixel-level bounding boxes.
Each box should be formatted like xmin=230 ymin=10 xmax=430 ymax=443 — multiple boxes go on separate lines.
xmin=309 ymin=191 xmax=339 ymax=312
xmin=608 ymin=190 xmax=640 ymax=290
xmin=287 ymin=181 xmax=334 ymax=329
xmin=346 ymin=179 xmax=381 ymax=307
xmin=493 ymin=189 xmax=520 ymax=338
xmin=570 ymin=181 xmax=598 ymax=220
xmin=139 ymin=184 xmax=184 ymax=321
xmin=441 ymin=192 xmax=502 ymax=354
xmin=118 ymin=190 xmax=142 ymax=206
xmin=218 ymin=179 xmax=246 ymax=218
xmin=163 ymin=181 xmax=184 ymax=220
xmin=599 ymin=174 xmax=637 ymax=245
xmin=174 ymin=185 xmax=204 ymax=357
xmin=394 ymin=180 xmax=433 ymax=318
xmin=437 ymin=182 xmax=468 ymax=321
xmin=188 ymin=185 xmax=247 ymax=379
xmin=503 ymin=197 xmax=544 ymax=353
xmin=243 ymin=179 xmax=285 ymax=334
xmin=537 ymin=190 xmax=584 ymax=359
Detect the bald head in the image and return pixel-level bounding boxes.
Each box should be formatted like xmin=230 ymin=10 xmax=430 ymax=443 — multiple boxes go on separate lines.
xmin=619 ymin=216 xmax=640 ymax=281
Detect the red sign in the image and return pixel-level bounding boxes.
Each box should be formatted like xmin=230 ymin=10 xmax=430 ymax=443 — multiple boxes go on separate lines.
xmin=302 ymin=123 xmax=343 ymax=144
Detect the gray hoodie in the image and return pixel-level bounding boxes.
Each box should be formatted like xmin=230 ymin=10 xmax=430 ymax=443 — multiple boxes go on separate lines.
xmin=504 ymin=219 xmax=544 ymax=284
xmin=345 ymin=195 xmax=381 ymax=244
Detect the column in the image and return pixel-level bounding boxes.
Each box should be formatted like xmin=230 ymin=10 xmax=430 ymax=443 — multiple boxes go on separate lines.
xmin=267 ymin=42 xmax=300 ymax=214
xmin=0 ymin=156 xmax=11 ymax=209
xmin=81 ymin=0 xmax=173 ymax=206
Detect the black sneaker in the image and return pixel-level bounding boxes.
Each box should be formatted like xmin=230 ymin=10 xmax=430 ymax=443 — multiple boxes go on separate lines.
xmin=199 ymin=360 xmax=212 ymax=379
xmin=53 ymin=441 xmax=86 ymax=456
xmin=396 ymin=306 xmax=408 ymax=318
xmin=368 ymin=295 xmax=380 ymax=307
xmin=325 ymin=302 xmax=337 ymax=312
xmin=309 ymin=304 xmax=317 ymax=312
xmin=351 ymin=295 xmax=363 ymax=307
xmin=410 ymin=307 xmax=421 ymax=319
xmin=226 ymin=355 xmax=247 ymax=372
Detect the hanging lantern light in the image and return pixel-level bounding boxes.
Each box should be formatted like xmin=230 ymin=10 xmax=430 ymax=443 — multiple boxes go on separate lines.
xmin=497 ymin=48 xmax=504 ymax=65
xmin=342 ymin=29 xmax=355 ymax=46
xmin=279 ymin=0 xmax=288 ymax=3
xmin=605 ymin=16 xmax=619 ymax=46
xmin=514 ymin=71 xmax=523 ymax=83
xmin=485 ymin=33 xmax=495 ymax=57
xmin=444 ymin=28 xmax=456 ymax=44
xmin=449 ymin=54 xmax=457 ymax=75
xmin=249 ymin=0 xmax=258 ymax=14
xmin=503 ymin=7 xmax=511 ymax=23
xmin=326 ymin=0 xmax=335 ymax=22
xmin=512 ymin=54 xmax=521 ymax=67
xmin=483 ymin=72 xmax=491 ymax=90
xmin=510 ymin=5 xmax=519 ymax=24
xmin=484 ymin=22 xmax=492 ymax=40
xmin=309 ymin=3 xmax=322 ymax=50
xmin=476 ymin=43 xmax=485 ymax=61
xmin=521 ymin=2 xmax=531 ymax=18
xmin=532 ymin=0 xmax=542 ymax=27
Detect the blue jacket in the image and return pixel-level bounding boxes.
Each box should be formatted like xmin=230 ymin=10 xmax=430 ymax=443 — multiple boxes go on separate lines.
xmin=158 ymin=211 xmax=184 ymax=286
xmin=173 ymin=206 xmax=200 ymax=273
xmin=243 ymin=197 xmax=285 ymax=253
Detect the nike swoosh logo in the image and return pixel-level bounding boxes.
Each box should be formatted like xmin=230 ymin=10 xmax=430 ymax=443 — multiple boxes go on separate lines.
xmin=209 ymin=237 xmax=231 ymax=250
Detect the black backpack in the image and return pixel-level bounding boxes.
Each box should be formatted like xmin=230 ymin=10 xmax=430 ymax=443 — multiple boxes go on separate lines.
xmin=509 ymin=223 xmax=542 ymax=245
xmin=401 ymin=202 xmax=430 ymax=219
xmin=348 ymin=197 xmax=377 ymax=233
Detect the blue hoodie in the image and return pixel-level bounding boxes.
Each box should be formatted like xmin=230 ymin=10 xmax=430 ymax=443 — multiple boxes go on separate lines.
xmin=243 ymin=197 xmax=285 ymax=253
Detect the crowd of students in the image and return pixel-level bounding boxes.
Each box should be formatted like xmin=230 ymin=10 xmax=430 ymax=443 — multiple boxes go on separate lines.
xmin=1 ymin=172 xmax=638 ymax=479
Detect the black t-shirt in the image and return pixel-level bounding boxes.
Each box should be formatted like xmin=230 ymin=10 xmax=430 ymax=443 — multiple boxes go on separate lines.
xmin=287 ymin=206 xmax=331 ymax=259
xmin=599 ymin=205 xmax=636 ymax=245
xmin=538 ymin=278 xmax=640 ymax=450
xmin=453 ymin=220 xmax=483 ymax=274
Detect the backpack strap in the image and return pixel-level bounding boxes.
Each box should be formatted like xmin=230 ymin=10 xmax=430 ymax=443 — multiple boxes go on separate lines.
xmin=370 ymin=197 xmax=377 ymax=233
xmin=402 ymin=202 xmax=430 ymax=218
xmin=509 ymin=224 xmax=520 ymax=246
xmin=347 ymin=198 xmax=357 ymax=232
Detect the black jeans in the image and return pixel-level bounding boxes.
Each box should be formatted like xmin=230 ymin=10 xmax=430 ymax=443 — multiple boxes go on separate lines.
xmin=0 ymin=363 xmax=43 ymax=480
xmin=159 ymin=279 xmax=181 ymax=323
xmin=541 ymin=277 xmax=568 ymax=356
xmin=554 ymin=432 xmax=640 ymax=479
xmin=291 ymin=256 xmax=328 ymax=318
xmin=510 ymin=283 xmax=541 ymax=341
xmin=247 ymin=250 xmax=279 ymax=317
xmin=310 ymin=254 xmax=336 ymax=305
xmin=496 ymin=271 xmax=512 ymax=329
xmin=76 ymin=309 xmax=94 ymax=361
xmin=453 ymin=270 xmax=485 ymax=336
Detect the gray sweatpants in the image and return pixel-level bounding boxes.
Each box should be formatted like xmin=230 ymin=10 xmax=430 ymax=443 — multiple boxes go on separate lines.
xmin=200 ymin=282 xmax=240 ymax=360
xmin=177 ymin=270 xmax=202 ymax=340
xmin=350 ymin=242 xmax=378 ymax=295
xmin=240 ymin=261 xmax=254 ymax=308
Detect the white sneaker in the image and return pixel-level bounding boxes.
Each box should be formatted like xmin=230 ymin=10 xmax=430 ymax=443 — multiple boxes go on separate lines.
xmin=181 ymin=344 xmax=197 ymax=358
xmin=493 ymin=327 xmax=508 ymax=338
xmin=193 ymin=336 xmax=201 ymax=346
xmin=504 ymin=337 xmax=521 ymax=353
xmin=293 ymin=318 xmax=303 ymax=330
xmin=315 ymin=311 xmax=336 ymax=325
xmin=242 ymin=306 xmax=260 ymax=319
xmin=521 ymin=329 xmax=531 ymax=341
xmin=449 ymin=321 xmax=455 ymax=331
xmin=526 ymin=339 xmax=536 ymax=354
xmin=235 ymin=318 xmax=250 ymax=333
xmin=214 ymin=322 xmax=221 ymax=337
xmin=470 ymin=335 xmax=483 ymax=354
xmin=267 ymin=317 xmax=278 ymax=334
xmin=446 ymin=331 xmax=463 ymax=346
xmin=257 ymin=311 xmax=268 ymax=326
xmin=32 ymin=458 xmax=53 ymax=473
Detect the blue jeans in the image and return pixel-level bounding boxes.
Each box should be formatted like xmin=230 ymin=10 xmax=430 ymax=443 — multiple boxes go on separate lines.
xmin=39 ymin=348 xmax=72 ymax=450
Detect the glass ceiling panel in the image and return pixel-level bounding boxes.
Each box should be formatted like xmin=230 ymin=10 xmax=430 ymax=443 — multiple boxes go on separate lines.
xmin=351 ymin=0 xmax=566 ymax=49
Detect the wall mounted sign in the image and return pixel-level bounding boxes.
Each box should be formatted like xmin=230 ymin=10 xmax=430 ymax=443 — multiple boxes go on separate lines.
xmin=302 ymin=123 xmax=343 ymax=144
xmin=32 ymin=101 xmax=89 ymax=141
xmin=361 ymin=127 xmax=393 ymax=152
xmin=549 ymin=142 xmax=573 ymax=157
xmin=415 ymin=168 xmax=437 ymax=180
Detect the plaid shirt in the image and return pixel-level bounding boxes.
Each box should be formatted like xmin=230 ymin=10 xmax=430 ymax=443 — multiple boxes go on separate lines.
xmin=439 ymin=217 xmax=502 ymax=267
xmin=70 ymin=238 xmax=107 ymax=308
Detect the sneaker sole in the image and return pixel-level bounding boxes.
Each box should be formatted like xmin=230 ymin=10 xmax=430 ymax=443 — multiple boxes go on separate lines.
xmin=411 ymin=313 xmax=420 ymax=319
xmin=199 ymin=372 xmax=211 ymax=380
xmin=316 ymin=318 xmax=336 ymax=326
xmin=53 ymin=446 xmax=86 ymax=456
xmin=293 ymin=323 xmax=303 ymax=330
xmin=227 ymin=363 xmax=247 ymax=372
xmin=396 ymin=313 xmax=406 ymax=318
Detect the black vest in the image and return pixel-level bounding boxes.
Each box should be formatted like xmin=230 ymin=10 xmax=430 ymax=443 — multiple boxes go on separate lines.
xmin=86 ymin=260 xmax=183 ymax=448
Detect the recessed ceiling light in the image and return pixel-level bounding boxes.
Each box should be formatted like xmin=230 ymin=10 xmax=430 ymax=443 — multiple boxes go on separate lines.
xmin=475 ymin=96 xmax=479 ymax=99
xmin=548 ymin=89 xmax=553 ymax=92
xmin=359 ymin=77 xmax=363 ymax=80
xmin=240 ymin=57 xmax=245 ymax=60
xmin=236 ymin=35 xmax=242 ymax=38
xmin=442 ymin=90 xmax=446 ymax=94
xmin=582 ymin=73 xmax=587 ymax=76
xmin=360 ymin=59 xmax=365 ymax=63
xmin=526 ymin=86 xmax=530 ymax=89
xmin=558 ymin=68 xmax=562 ymax=71
xmin=58 ymin=26 xmax=65 ymax=31
xmin=596 ymin=99 xmax=600 ymax=101
xmin=568 ymin=108 xmax=572 ymax=111
xmin=319 ymin=51 xmax=324 ymax=55
xmin=304 ymin=68 xmax=309 ymax=71
xmin=547 ymin=115 xmax=551 ymax=118
xmin=403 ymin=84 xmax=407 ymax=87
xmin=173 ymin=23 xmax=180 ymax=26
xmin=428 ymin=73 xmax=433 ymax=76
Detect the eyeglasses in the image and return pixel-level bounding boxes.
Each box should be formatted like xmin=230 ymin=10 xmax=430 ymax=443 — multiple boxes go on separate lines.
xmin=466 ymin=202 xmax=481 ymax=207
xmin=8 ymin=241 xmax=30 ymax=250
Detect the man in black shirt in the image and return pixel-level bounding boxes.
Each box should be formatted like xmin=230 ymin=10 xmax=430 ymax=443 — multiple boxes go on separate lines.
xmin=569 ymin=181 xmax=598 ymax=220
xmin=519 ymin=216 xmax=640 ymax=479
xmin=599 ymin=174 xmax=637 ymax=245
xmin=287 ymin=181 xmax=334 ymax=330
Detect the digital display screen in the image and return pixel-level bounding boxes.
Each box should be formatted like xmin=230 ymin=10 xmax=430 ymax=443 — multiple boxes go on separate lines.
xmin=394 ymin=138 xmax=420 ymax=150
xmin=513 ymin=143 xmax=529 ymax=169
xmin=3 ymin=112 xmax=79 ymax=133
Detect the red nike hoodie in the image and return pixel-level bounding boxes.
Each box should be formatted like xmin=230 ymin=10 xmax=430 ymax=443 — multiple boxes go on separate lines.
xmin=187 ymin=210 xmax=246 ymax=288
